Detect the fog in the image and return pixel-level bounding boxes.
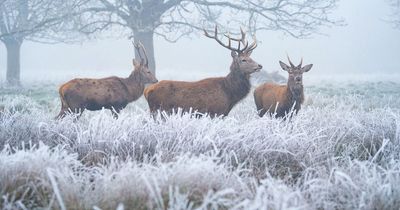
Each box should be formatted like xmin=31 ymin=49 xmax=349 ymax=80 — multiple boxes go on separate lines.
xmin=1 ymin=0 xmax=399 ymax=83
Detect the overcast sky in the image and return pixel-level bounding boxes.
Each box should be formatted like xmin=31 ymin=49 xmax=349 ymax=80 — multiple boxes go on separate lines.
xmin=0 ymin=0 xmax=399 ymax=82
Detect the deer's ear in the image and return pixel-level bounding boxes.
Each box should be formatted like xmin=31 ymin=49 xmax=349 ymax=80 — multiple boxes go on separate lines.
xmin=302 ymin=64 xmax=313 ymax=72
xmin=133 ymin=59 xmax=140 ymax=68
xmin=231 ymin=51 xmax=238 ymax=58
xmin=279 ymin=61 xmax=290 ymax=72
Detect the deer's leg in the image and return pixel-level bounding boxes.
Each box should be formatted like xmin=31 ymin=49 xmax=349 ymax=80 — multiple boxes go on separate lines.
xmin=56 ymin=94 xmax=69 ymax=119
xmin=150 ymin=110 xmax=157 ymax=119
xmin=56 ymin=108 xmax=68 ymax=119
xmin=148 ymin=104 xmax=161 ymax=120
xmin=56 ymin=107 xmax=82 ymax=120
xmin=68 ymin=107 xmax=84 ymax=121
xmin=258 ymin=109 xmax=267 ymax=117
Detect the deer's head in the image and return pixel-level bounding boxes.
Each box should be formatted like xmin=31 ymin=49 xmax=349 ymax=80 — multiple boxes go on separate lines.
xmin=279 ymin=56 xmax=313 ymax=93
xmin=132 ymin=42 xmax=158 ymax=84
xmin=204 ymin=27 xmax=262 ymax=75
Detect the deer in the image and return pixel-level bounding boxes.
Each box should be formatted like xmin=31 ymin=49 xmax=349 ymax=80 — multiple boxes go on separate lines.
xmin=144 ymin=27 xmax=262 ymax=118
xmin=254 ymin=56 xmax=313 ymax=118
xmin=56 ymin=42 xmax=158 ymax=119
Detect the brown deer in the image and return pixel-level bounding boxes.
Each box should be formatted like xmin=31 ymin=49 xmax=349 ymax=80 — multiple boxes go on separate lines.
xmin=56 ymin=42 xmax=158 ymax=119
xmin=144 ymin=27 xmax=262 ymax=118
xmin=254 ymin=56 xmax=313 ymax=118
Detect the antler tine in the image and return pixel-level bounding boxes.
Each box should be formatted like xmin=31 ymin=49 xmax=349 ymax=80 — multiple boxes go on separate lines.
xmin=133 ymin=41 xmax=143 ymax=61
xmin=138 ymin=41 xmax=149 ymax=66
xmin=223 ymin=29 xmax=248 ymax=52
xmin=240 ymin=27 xmax=247 ymax=44
xmin=287 ymin=54 xmax=295 ymax=68
xmin=298 ymin=57 xmax=303 ymax=68
xmin=203 ymin=26 xmax=217 ymax=39
xmin=228 ymin=27 xmax=248 ymax=52
xmin=245 ymin=35 xmax=257 ymax=54
xmin=227 ymin=33 xmax=232 ymax=49
xmin=241 ymin=39 xmax=249 ymax=53
xmin=251 ymin=36 xmax=258 ymax=50
xmin=204 ymin=26 xmax=242 ymax=53
xmin=224 ymin=28 xmax=246 ymax=42
xmin=239 ymin=27 xmax=249 ymax=53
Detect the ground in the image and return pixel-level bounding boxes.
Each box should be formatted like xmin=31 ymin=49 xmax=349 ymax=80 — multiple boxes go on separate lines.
xmin=1 ymin=79 xmax=400 ymax=210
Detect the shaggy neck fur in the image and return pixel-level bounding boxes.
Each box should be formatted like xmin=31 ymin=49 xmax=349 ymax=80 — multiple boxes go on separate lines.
xmin=223 ymin=64 xmax=251 ymax=105
xmin=286 ymin=80 xmax=304 ymax=110
xmin=123 ymin=71 xmax=145 ymax=102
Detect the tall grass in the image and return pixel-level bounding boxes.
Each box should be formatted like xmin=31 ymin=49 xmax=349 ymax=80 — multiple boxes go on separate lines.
xmin=1 ymin=81 xmax=400 ymax=209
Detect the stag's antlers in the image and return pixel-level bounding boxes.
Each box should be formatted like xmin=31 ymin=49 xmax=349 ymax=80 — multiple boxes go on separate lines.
xmin=287 ymin=55 xmax=295 ymax=68
xmin=287 ymin=55 xmax=303 ymax=68
xmin=298 ymin=58 xmax=303 ymax=68
xmin=204 ymin=26 xmax=257 ymax=54
xmin=133 ymin=41 xmax=149 ymax=67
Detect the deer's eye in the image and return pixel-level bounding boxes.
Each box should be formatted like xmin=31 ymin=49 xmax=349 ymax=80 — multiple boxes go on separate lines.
xmin=241 ymin=59 xmax=247 ymax=62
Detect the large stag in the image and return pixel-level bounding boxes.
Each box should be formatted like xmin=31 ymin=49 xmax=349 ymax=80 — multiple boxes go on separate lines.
xmin=56 ymin=42 xmax=158 ymax=119
xmin=144 ymin=27 xmax=262 ymax=117
xmin=254 ymin=56 xmax=313 ymax=118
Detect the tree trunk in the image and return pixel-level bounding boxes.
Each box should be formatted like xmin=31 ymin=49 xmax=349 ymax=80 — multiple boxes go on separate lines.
xmin=4 ymin=39 xmax=22 ymax=86
xmin=133 ymin=30 xmax=156 ymax=76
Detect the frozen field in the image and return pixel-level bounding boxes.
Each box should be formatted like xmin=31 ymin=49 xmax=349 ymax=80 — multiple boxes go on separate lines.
xmin=1 ymin=80 xmax=400 ymax=209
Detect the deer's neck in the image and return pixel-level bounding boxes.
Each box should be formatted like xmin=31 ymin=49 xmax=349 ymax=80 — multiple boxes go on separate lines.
xmin=223 ymin=69 xmax=251 ymax=105
xmin=286 ymin=81 xmax=304 ymax=108
xmin=123 ymin=72 xmax=145 ymax=102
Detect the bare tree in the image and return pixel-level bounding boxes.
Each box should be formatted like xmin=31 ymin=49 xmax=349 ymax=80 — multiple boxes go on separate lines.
xmin=0 ymin=0 xmax=87 ymax=86
xmin=79 ymin=0 xmax=342 ymax=75
xmin=388 ymin=0 xmax=400 ymax=28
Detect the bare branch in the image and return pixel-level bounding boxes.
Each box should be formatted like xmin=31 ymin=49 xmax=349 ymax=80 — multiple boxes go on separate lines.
xmin=80 ymin=0 xmax=342 ymax=42
xmin=0 ymin=0 xmax=90 ymax=43
xmin=388 ymin=0 xmax=400 ymax=29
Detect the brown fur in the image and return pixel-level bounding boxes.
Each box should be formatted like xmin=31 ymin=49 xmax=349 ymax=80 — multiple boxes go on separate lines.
xmin=254 ymin=83 xmax=304 ymax=118
xmin=144 ymin=67 xmax=253 ymax=117
xmin=254 ymin=58 xmax=313 ymax=118
xmin=57 ymin=57 xmax=157 ymax=119
xmin=144 ymin=27 xmax=262 ymax=118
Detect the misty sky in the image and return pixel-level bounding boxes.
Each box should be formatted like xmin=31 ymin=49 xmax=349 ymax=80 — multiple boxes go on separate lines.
xmin=0 ymin=0 xmax=400 ymax=82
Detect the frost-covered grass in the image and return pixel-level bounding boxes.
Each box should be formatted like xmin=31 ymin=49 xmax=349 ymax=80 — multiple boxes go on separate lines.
xmin=1 ymin=81 xmax=400 ymax=209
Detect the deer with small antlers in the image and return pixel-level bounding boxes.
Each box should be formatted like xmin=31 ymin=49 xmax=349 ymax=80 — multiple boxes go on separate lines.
xmin=144 ymin=27 xmax=262 ymax=117
xmin=56 ymin=42 xmax=158 ymax=119
xmin=254 ymin=56 xmax=313 ymax=118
